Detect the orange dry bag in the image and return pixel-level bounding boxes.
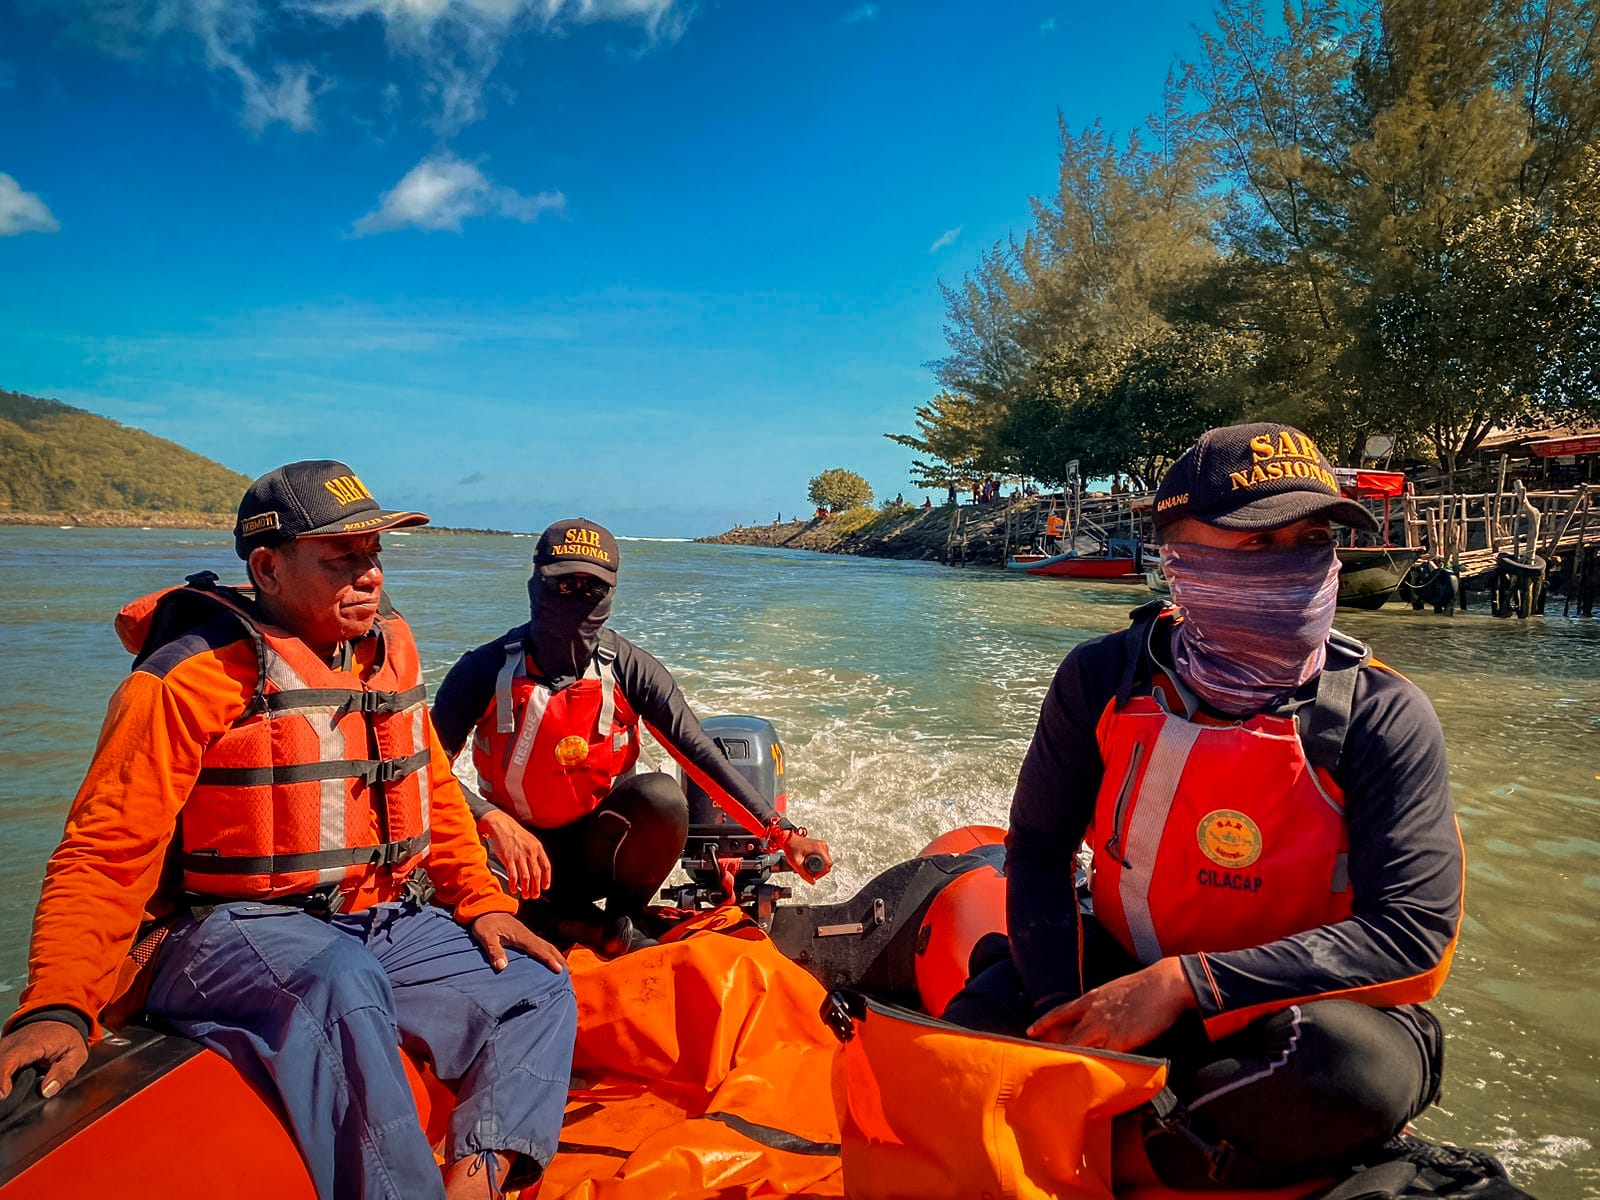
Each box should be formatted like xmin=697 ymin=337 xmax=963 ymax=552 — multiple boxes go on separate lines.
xmin=825 ymin=992 xmax=1168 ymax=1200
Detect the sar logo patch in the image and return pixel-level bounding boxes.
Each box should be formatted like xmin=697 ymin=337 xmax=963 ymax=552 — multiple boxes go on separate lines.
xmin=554 ymin=735 xmax=590 ymax=767
xmin=1197 ymin=810 xmax=1262 ymax=868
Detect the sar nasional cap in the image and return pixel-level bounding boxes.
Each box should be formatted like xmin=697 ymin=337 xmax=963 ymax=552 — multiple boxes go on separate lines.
xmin=1153 ymin=422 xmax=1378 ymax=534
xmin=533 ymin=517 xmax=619 ymax=585
xmin=234 ymin=459 xmax=430 ymax=559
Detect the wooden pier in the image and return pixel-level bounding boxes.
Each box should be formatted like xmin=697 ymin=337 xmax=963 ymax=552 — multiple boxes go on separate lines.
xmin=995 ymin=466 xmax=1598 ymax=619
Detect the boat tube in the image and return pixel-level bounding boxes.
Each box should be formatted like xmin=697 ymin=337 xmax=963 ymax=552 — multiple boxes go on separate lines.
xmin=0 ymin=720 xmax=1532 ymax=1200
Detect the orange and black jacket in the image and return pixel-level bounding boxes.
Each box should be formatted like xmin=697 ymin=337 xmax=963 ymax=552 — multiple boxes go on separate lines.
xmin=1006 ymin=610 xmax=1463 ymax=1034
xmin=7 ymin=586 xmax=515 ymax=1042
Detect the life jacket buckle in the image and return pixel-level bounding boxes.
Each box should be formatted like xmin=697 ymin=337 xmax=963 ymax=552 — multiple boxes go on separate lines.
xmin=342 ymin=690 xmax=399 ymax=717
xmin=301 ymin=887 xmax=344 ymax=918
xmin=397 ymin=869 xmax=436 ymax=908
xmin=375 ymin=836 xmax=419 ymax=867
xmin=365 ymin=757 xmax=411 ymax=785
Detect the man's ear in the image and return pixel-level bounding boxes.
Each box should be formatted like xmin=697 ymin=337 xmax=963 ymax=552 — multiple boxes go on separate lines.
xmin=249 ymin=546 xmax=282 ymax=598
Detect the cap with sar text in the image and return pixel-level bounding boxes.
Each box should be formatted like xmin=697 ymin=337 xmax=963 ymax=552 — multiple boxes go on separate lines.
xmin=1153 ymin=422 xmax=1378 ymax=533
xmin=534 ymin=518 xmax=619 ymax=585
xmin=234 ymin=459 xmax=429 ymax=559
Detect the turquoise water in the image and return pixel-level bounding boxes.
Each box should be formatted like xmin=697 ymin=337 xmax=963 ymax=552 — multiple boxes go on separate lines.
xmin=1 ymin=527 xmax=1597 ymax=1195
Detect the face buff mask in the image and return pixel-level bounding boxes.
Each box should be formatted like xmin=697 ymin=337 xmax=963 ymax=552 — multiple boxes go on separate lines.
xmin=527 ymin=573 xmax=614 ymax=691
xmin=1160 ymin=540 xmax=1341 ymax=716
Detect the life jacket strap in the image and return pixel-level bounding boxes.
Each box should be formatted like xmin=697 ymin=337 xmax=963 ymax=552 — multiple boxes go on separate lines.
xmin=1300 ymin=629 xmax=1368 ymax=774
xmin=195 ymin=747 xmax=431 ymax=788
xmin=1145 ymin=1087 xmax=1238 ymax=1183
xmin=494 ymin=637 xmax=525 ymax=734
xmin=177 ymin=830 xmax=430 ymax=878
xmin=261 ymin=684 xmax=427 ymax=717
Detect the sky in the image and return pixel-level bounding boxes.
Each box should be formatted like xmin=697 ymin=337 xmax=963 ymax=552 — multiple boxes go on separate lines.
xmin=2 ymin=0 xmax=1216 ymax=536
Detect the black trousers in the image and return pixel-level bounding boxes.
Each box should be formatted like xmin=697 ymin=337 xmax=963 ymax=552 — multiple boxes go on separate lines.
xmin=943 ymin=924 xmax=1444 ymax=1189
xmin=515 ymin=771 xmax=689 ymax=934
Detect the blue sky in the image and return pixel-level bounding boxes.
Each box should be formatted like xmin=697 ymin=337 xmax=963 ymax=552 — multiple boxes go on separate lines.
xmin=2 ymin=0 xmax=1211 ymax=536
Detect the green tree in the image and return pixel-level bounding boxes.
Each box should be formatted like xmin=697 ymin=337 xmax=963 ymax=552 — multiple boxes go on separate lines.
xmin=884 ymin=391 xmax=997 ymax=489
xmin=807 ymin=469 xmax=873 ymax=512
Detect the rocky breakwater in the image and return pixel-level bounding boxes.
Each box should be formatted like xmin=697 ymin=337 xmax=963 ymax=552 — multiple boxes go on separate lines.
xmin=698 ymin=500 xmax=1035 ymax=568
xmin=0 ymin=510 xmax=234 ymax=529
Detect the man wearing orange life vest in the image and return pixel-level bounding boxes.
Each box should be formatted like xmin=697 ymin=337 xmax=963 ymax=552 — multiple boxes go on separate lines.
xmin=951 ymin=423 xmax=1463 ymax=1188
xmin=432 ymin=518 xmax=832 ymax=954
xmin=0 ymin=461 xmax=577 ymax=1200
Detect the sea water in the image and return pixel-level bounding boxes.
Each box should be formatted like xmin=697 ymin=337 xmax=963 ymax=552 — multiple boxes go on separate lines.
xmin=1 ymin=527 xmax=1596 ymax=1195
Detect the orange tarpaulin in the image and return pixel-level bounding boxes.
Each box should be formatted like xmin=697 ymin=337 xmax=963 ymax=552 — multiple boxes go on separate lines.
xmin=536 ymin=908 xmax=1172 ymax=1200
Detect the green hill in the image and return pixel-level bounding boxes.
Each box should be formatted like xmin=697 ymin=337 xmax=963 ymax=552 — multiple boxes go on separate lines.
xmin=0 ymin=389 xmax=250 ymax=515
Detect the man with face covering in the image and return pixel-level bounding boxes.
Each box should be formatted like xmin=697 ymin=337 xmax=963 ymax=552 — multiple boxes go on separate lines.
xmin=944 ymin=424 xmax=1464 ymax=1189
xmin=432 ymin=519 xmax=832 ymax=954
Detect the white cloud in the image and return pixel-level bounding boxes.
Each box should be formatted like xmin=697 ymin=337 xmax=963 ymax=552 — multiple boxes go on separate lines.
xmin=301 ymin=0 xmax=687 ymax=131
xmin=929 ymin=225 xmax=961 ymax=253
xmin=841 ymin=3 xmax=878 ymax=23
xmin=241 ymin=62 xmax=320 ymax=132
xmin=354 ymin=154 xmax=565 ymax=234
xmin=0 ymin=173 xmax=60 ymax=236
xmin=60 ymin=0 xmax=686 ymax=135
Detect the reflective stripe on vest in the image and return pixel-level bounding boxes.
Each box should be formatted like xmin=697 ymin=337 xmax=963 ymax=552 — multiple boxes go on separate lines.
xmin=1114 ymin=717 xmax=1201 ymax=964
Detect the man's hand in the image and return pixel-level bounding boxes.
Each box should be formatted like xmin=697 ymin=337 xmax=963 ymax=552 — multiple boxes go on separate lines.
xmin=784 ymin=834 xmax=833 ymax=883
xmin=470 ymin=912 xmax=566 ymax=973
xmin=1026 ymin=958 xmax=1196 ymax=1052
xmin=478 ymin=810 xmax=552 ymax=900
xmin=0 ymin=1020 xmax=89 ymax=1102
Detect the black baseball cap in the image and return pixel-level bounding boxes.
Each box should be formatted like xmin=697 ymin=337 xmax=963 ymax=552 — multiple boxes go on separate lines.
xmin=234 ymin=459 xmax=429 ymax=559
xmin=1153 ymin=422 xmax=1378 ymax=534
xmin=534 ymin=518 xmax=619 ymax=585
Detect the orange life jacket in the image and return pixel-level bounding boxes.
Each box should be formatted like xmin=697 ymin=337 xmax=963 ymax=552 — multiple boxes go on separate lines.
xmin=1088 ymin=610 xmax=1361 ymax=995
xmin=115 ymin=574 xmax=432 ymax=903
xmin=470 ymin=631 xmax=641 ymax=829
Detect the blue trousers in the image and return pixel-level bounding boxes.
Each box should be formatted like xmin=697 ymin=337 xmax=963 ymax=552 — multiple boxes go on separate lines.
xmin=146 ymin=901 xmax=576 ymax=1200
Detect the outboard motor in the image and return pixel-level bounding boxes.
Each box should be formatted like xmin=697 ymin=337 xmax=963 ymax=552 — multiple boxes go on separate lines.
xmin=684 ymin=714 xmax=786 ymax=825
xmin=664 ymin=715 xmax=793 ymax=925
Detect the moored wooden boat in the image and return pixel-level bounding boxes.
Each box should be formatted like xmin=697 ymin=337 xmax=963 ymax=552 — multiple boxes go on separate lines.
xmin=1337 ymin=547 xmax=1423 ymax=609
xmin=1144 ymin=547 xmax=1422 ymax=610
xmin=1008 ymin=549 xmax=1145 ymax=582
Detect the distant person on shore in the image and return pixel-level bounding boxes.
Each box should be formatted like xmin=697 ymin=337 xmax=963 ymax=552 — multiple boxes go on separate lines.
xmin=0 ymin=460 xmax=577 ymax=1200
xmin=947 ymin=484 xmax=958 ymax=506
xmin=923 ymin=496 xmax=932 ymax=510
xmin=947 ymin=423 xmax=1462 ymax=1189
xmin=431 ymin=519 xmax=833 ymax=956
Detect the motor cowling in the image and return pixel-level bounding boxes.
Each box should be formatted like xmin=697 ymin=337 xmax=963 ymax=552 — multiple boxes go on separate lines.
xmin=685 ymin=714 xmax=786 ymax=827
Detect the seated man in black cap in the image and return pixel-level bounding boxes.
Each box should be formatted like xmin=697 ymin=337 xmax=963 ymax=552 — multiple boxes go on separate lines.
xmin=432 ymin=517 xmax=833 ymax=954
xmin=0 ymin=460 xmax=576 ymax=1200
xmin=947 ymin=423 xmax=1463 ymax=1188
